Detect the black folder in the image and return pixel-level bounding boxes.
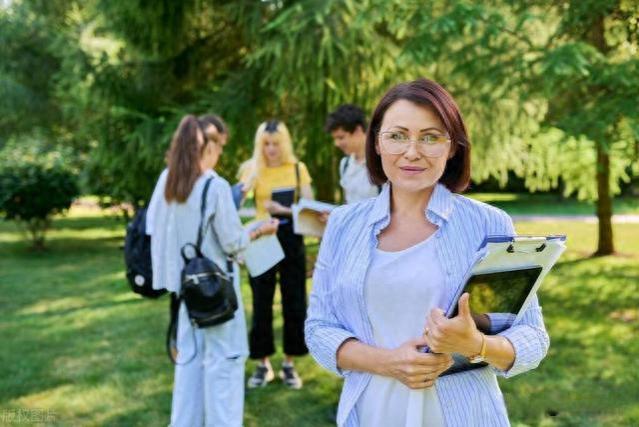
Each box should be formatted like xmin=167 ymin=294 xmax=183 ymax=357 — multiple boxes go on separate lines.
xmin=271 ymin=187 xmax=296 ymax=208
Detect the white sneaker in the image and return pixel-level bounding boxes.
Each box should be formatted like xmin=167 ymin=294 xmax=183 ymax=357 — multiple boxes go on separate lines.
xmin=279 ymin=364 xmax=303 ymax=389
xmin=247 ymin=364 xmax=275 ymax=388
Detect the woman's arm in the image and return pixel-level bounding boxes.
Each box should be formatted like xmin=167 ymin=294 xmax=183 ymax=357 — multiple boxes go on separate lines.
xmin=305 ymin=208 xmax=358 ymax=376
xmin=210 ymin=181 xmax=252 ymax=254
xmin=300 ymin=184 xmax=313 ymax=200
xmin=264 ymin=184 xmax=314 ymax=217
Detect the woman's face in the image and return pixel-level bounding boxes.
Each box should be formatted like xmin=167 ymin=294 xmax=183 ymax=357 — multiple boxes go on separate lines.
xmin=205 ymin=124 xmax=228 ymax=147
xmin=201 ymin=131 xmax=223 ymax=170
xmin=263 ymin=134 xmax=282 ymax=165
xmin=377 ymin=99 xmax=452 ymax=194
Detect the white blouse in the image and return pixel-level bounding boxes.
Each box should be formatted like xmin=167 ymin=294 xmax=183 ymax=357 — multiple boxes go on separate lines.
xmin=356 ymin=234 xmax=447 ymax=427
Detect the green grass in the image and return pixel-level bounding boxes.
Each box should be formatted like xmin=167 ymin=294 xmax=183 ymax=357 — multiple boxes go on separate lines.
xmin=1 ymin=205 xmax=638 ymax=426
xmin=467 ymin=193 xmax=639 ymax=216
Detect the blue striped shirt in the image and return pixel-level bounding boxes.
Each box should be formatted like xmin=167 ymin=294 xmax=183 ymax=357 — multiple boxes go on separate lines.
xmin=305 ymin=183 xmax=550 ymax=427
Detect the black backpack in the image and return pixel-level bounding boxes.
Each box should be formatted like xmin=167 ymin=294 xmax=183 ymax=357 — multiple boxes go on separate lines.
xmin=124 ymin=208 xmax=167 ymax=298
xmin=180 ymin=177 xmax=238 ymax=328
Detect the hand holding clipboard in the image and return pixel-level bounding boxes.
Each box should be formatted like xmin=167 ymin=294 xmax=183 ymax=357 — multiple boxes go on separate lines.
xmin=423 ymin=235 xmax=566 ymax=376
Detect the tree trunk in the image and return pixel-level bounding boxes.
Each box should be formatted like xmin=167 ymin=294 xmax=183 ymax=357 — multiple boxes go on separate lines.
xmin=591 ymin=12 xmax=614 ymax=256
xmin=594 ymin=142 xmax=614 ymax=255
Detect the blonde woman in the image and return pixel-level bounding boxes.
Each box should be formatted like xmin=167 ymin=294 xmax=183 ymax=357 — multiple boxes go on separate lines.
xmin=240 ymin=120 xmax=313 ymax=389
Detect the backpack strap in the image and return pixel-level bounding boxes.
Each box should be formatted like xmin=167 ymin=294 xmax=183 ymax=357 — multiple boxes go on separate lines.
xmin=294 ymin=162 xmax=301 ymax=203
xmin=339 ymin=156 xmax=350 ymax=178
xmin=195 ymin=175 xmax=234 ymax=275
xmin=196 ymin=176 xmax=215 ymax=251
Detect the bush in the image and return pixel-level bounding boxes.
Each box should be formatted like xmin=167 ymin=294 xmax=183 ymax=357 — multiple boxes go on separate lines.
xmin=0 ymin=143 xmax=79 ymax=249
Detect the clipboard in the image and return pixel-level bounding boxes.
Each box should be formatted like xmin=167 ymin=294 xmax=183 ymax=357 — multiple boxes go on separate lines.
xmin=436 ymin=234 xmax=567 ymax=376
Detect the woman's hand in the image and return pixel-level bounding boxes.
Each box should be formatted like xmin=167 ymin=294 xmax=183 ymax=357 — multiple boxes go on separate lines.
xmin=317 ymin=211 xmax=330 ymax=223
xmin=381 ymin=336 xmax=453 ymax=389
xmin=264 ymin=200 xmax=289 ymax=216
xmin=423 ymin=293 xmax=483 ymax=358
xmin=250 ymin=219 xmax=279 ymax=240
xmin=258 ymin=218 xmax=279 ymax=235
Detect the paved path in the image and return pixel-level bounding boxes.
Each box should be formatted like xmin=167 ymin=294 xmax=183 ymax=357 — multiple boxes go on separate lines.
xmin=512 ymin=214 xmax=639 ymax=223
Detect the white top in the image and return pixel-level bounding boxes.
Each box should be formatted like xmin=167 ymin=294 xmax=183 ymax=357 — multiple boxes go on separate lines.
xmin=356 ymin=234 xmax=446 ymax=427
xmin=339 ymin=155 xmax=379 ymax=204
xmin=148 ymin=168 xmax=250 ymax=293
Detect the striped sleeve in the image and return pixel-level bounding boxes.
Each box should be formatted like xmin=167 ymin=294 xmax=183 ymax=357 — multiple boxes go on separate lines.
xmin=494 ymin=294 xmax=550 ymax=378
xmin=305 ymin=208 xmax=356 ymax=377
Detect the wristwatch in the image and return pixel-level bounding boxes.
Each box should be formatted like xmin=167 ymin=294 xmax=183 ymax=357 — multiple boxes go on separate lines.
xmin=468 ymin=333 xmax=487 ymax=364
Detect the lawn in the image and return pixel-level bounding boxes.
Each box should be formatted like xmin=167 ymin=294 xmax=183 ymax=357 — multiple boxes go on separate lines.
xmin=0 ymin=201 xmax=638 ymax=426
xmin=467 ymin=193 xmax=639 ymax=216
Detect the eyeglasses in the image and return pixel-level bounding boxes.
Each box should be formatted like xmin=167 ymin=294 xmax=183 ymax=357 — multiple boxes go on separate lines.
xmin=379 ymin=131 xmax=450 ymax=157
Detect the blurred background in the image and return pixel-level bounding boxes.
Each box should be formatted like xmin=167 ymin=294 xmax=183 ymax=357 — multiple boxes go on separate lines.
xmin=0 ymin=0 xmax=638 ymax=426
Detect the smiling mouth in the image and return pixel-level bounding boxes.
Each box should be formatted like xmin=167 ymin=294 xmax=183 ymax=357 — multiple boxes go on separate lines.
xmin=400 ymin=166 xmax=426 ymax=172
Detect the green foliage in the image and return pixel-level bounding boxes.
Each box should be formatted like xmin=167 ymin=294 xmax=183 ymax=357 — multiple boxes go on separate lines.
xmin=1 ymin=0 xmax=637 ymax=212
xmin=0 ymin=141 xmax=79 ymax=249
xmin=0 ymin=4 xmax=63 ymax=140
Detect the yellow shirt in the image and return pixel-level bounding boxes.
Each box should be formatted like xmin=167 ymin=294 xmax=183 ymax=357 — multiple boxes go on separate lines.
xmin=242 ymin=162 xmax=312 ymax=219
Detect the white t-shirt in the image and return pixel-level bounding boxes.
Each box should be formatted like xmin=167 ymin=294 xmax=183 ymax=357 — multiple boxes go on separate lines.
xmin=339 ymin=155 xmax=380 ymax=204
xmin=356 ymin=234 xmax=446 ymax=427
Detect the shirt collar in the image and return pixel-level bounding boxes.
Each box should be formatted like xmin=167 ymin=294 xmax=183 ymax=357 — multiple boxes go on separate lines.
xmin=367 ymin=182 xmax=454 ymax=228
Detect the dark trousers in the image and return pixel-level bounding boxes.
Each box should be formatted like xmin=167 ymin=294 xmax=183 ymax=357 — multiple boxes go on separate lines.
xmin=248 ymin=223 xmax=308 ymax=359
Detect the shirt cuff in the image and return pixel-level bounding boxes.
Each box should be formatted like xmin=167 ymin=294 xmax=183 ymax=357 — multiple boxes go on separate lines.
xmin=493 ymin=325 xmax=547 ymax=378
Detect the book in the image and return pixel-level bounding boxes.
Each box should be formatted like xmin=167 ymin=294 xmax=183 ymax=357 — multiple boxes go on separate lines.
xmin=291 ymin=198 xmax=337 ymax=237
xmin=271 ymin=187 xmax=296 ymax=208
xmin=241 ymin=221 xmax=285 ymax=277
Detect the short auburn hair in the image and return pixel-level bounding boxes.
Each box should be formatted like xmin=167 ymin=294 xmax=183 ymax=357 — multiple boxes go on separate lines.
xmin=365 ymin=78 xmax=471 ymax=193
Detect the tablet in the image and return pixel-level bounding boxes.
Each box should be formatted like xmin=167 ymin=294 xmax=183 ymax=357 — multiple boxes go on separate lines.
xmin=441 ymin=265 xmax=543 ymax=376
xmin=448 ymin=265 xmax=544 ymax=319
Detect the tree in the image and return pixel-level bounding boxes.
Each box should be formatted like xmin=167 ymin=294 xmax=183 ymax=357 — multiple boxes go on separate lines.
xmin=0 ymin=141 xmax=79 ymax=250
xmin=1 ymin=0 xmax=636 ymax=258
xmin=405 ymin=0 xmax=639 ymax=255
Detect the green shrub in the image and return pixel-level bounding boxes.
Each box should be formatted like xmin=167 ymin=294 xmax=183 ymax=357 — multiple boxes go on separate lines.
xmin=0 ymin=144 xmax=79 ymax=249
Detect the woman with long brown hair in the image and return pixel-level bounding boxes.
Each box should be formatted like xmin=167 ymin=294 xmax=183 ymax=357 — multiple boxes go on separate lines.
xmin=148 ymin=115 xmax=277 ymax=427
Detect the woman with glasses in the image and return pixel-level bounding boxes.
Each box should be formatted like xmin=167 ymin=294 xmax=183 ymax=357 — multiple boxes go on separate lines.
xmin=149 ymin=115 xmax=278 ymax=427
xmin=306 ymin=79 xmax=549 ymax=426
xmin=240 ymin=120 xmax=314 ymax=390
